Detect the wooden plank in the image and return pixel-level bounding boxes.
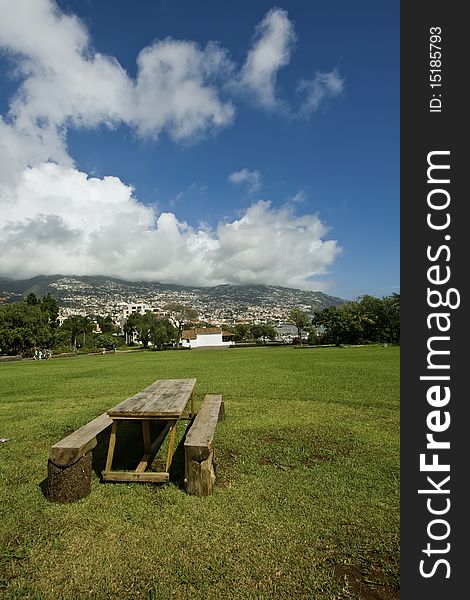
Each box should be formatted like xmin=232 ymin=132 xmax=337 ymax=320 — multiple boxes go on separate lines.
xmin=135 ymin=422 xmax=172 ymax=473
xmin=104 ymin=421 xmax=118 ymax=472
xmin=102 ymin=471 xmax=169 ymax=483
xmin=135 ymin=454 xmax=151 ymax=473
xmin=107 ymin=379 xmax=196 ymax=418
xmin=144 ymin=379 xmax=196 ymax=416
xmin=106 ymin=379 xmax=174 ymax=416
xmin=115 ymin=379 xmax=195 ymax=416
xmin=165 ymin=424 xmax=177 ymax=472
xmin=184 ymin=394 xmax=223 ymax=497
xmin=49 ymin=412 xmax=113 ymax=467
xmin=184 ymin=394 xmax=223 ymax=461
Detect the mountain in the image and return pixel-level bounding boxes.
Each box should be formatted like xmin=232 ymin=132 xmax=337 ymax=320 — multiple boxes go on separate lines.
xmin=0 ymin=275 xmax=345 ymax=319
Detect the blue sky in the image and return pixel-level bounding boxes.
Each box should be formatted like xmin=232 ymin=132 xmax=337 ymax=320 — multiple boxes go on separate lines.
xmin=0 ymin=0 xmax=399 ymax=300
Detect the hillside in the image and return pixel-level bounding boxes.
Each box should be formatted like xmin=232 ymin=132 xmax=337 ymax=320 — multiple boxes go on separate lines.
xmin=0 ymin=275 xmax=345 ymax=320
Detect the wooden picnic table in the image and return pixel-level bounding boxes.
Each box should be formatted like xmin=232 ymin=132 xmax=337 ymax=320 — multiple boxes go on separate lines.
xmin=102 ymin=378 xmax=196 ymax=483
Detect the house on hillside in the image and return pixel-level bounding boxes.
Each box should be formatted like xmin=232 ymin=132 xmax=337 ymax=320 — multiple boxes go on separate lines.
xmin=180 ymin=327 xmax=235 ymax=349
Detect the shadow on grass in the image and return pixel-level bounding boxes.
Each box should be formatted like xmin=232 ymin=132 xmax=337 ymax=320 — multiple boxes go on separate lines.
xmin=92 ymin=418 xmax=195 ymax=489
xmin=39 ymin=477 xmax=48 ymax=497
xmin=168 ymin=417 xmax=194 ymax=489
xmin=92 ymin=421 xmax=173 ymax=479
xmin=39 ymin=417 xmax=195 ymax=499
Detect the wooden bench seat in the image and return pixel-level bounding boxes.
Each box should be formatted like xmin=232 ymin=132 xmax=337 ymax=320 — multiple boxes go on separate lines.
xmin=184 ymin=394 xmax=224 ymax=496
xmin=49 ymin=412 xmax=113 ymax=467
xmin=47 ymin=412 xmax=113 ymax=502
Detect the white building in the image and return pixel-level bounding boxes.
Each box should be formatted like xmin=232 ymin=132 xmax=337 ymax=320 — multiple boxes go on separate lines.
xmin=180 ymin=327 xmax=235 ymax=349
xmin=119 ymin=303 xmax=166 ymax=320
xmin=118 ymin=302 xmax=166 ymax=330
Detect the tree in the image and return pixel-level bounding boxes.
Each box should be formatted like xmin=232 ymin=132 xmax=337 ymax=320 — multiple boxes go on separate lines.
xmin=77 ymin=316 xmax=95 ymax=348
xmin=123 ymin=313 xmax=145 ymax=346
xmin=163 ymin=303 xmax=198 ymax=348
xmin=307 ymin=329 xmax=318 ymax=345
xmin=149 ymin=319 xmax=177 ymax=349
xmin=312 ymin=306 xmax=355 ymax=346
xmin=95 ymin=333 xmax=123 ymax=350
xmin=40 ymin=293 xmax=60 ymax=329
xmin=312 ymin=294 xmax=400 ymax=347
xmin=249 ymin=324 xmax=277 ymax=342
xmin=96 ymin=315 xmax=117 ymax=334
xmin=356 ymin=294 xmax=400 ymax=344
xmin=123 ymin=312 xmax=165 ymax=347
xmin=289 ymin=308 xmax=311 ymax=345
xmin=380 ymin=293 xmax=400 ymax=343
xmin=136 ymin=312 xmax=158 ymax=348
xmin=26 ymin=292 xmax=40 ymax=306
xmin=0 ymin=302 xmax=51 ymax=355
xmin=233 ymin=323 xmax=250 ymax=341
xmin=123 ymin=313 xmax=140 ymax=345
xmin=61 ymin=315 xmax=94 ymax=349
xmin=51 ymin=327 xmax=74 ymax=353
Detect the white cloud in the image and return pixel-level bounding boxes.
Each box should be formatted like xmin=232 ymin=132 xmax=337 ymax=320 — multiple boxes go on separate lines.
xmin=297 ymin=70 xmax=345 ymax=117
xmin=0 ymin=1 xmax=344 ymax=167
xmin=0 ymin=164 xmax=340 ymax=289
xmin=288 ymin=189 xmax=306 ymax=204
xmin=0 ymin=2 xmax=344 ymax=290
xmin=0 ymin=116 xmax=71 ymax=189
xmin=228 ymin=168 xmax=262 ymax=194
xmin=0 ymin=0 xmax=132 ymax=132
xmin=213 ymin=201 xmax=340 ymax=288
xmin=0 ymin=0 xmax=235 ymax=148
xmin=133 ymin=39 xmax=235 ymax=141
xmin=233 ymin=8 xmax=296 ymax=111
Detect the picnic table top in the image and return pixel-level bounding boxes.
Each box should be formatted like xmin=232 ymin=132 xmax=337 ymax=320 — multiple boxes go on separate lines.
xmin=107 ymin=378 xmax=196 ymax=419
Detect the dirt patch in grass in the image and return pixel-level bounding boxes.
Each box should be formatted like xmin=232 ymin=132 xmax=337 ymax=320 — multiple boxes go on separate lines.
xmin=215 ymin=449 xmax=241 ymax=487
xmin=218 ymin=449 xmax=241 ymax=463
xmin=333 ymin=559 xmax=399 ymax=600
xmin=262 ymin=435 xmax=283 ymax=444
xmin=256 ymin=426 xmax=361 ymax=469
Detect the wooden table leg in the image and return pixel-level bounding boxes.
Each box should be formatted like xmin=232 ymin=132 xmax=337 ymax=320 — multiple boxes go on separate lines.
xmin=165 ymin=421 xmax=177 ymax=472
xmin=105 ymin=420 xmax=118 ymax=472
xmin=142 ymin=420 xmax=151 ymax=454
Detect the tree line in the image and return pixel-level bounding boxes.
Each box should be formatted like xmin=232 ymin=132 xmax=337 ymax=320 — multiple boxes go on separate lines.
xmin=290 ymin=293 xmax=400 ymax=346
xmin=0 ymin=291 xmax=399 ymax=357
xmin=0 ymin=292 xmax=124 ymax=356
xmin=0 ymin=296 xmax=199 ymax=356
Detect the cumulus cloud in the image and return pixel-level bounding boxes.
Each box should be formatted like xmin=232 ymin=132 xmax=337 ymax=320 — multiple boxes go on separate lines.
xmin=0 ymin=1 xmax=344 ymax=160
xmin=228 ymin=168 xmax=262 ymax=194
xmin=0 ymin=164 xmax=341 ymax=289
xmin=0 ymin=0 xmax=235 ymax=148
xmin=0 ymin=116 xmax=70 ymax=189
xmin=133 ymin=39 xmax=235 ymax=141
xmin=212 ymin=201 xmax=340 ymax=288
xmin=0 ymin=1 xmax=344 ymax=289
xmin=232 ymin=8 xmax=296 ymax=111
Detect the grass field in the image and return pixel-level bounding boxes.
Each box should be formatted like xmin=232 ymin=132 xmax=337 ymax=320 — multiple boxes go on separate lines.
xmin=0 ymin=345 xmax=400 ymax=599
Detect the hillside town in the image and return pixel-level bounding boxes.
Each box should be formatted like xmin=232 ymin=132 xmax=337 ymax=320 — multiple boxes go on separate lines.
xmin=0 ymin=275 xmax=400 ymax=357
xmin=0 ymin=275 xmax=343 ymax=329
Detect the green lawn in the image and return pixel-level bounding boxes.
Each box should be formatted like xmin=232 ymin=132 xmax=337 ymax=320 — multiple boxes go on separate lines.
xmin=0 ymin=345 xmax=399 ymax=599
